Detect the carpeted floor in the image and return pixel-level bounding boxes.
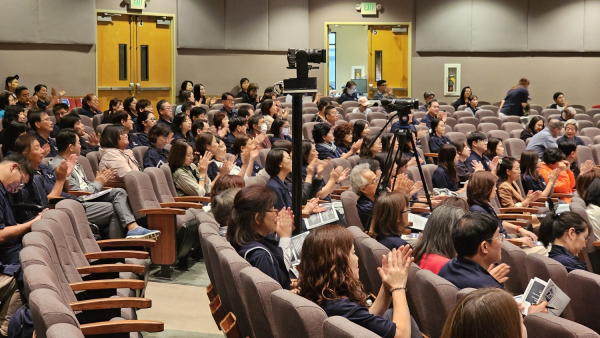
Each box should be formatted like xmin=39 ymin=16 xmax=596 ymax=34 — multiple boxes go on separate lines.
xmin=139 ymin=259 xmax=222 ymax=337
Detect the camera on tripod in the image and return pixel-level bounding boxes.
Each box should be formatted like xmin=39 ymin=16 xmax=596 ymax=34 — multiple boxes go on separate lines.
xmin=381 ymin=98 xmax=419 ymax=127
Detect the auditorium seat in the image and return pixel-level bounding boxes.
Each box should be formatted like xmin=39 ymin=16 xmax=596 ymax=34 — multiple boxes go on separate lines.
xmin=525 ymin=253 xmax=573 ymax=319
xmin=407 ymin=166 xmax=426 ymax=196
xmin=85 ymin=151 xmax=101 ymax=178
xmin=369 ymin=119 xmax=386 ymax=128
xmin=456 ymin=287 xmax=476 ymax=302
xmin=504 ymin=138 xmax=527 ymax=160
xmin=501 ymin=122 xmax=523 ymax=134
xmin=477 ymin=122 xmax=498 ymax=134
xmin=475 ymin=110 xmax=496 ymax=120
xmin=302 ymin=114 xmax=315 ymax=124
xmin=454 ymin=123 xmax=477 ymax=135
xmin=591 ymin=145 xmax=600 ymax=165
xmin=542 ymin=109 xmax=560 ymax=118
xmin=407 ymin=263 xmax=428 ymax=336
xmin=212 ymin=103 xmax=223 ymax=111
xmin=361 ymin=238 xmax=390 ymax=293
xmin=144 ymin=167 xmax=205 ymax=218
xmin=132 ymin=146 xmax=149 ymax=170
xmin=510 ymin=129 xmax=523 ymax=139
xmin=257 ymin=148 xmax=270 ymax=167
xmin=577 ymin=121 xmax=594 ymax=130
xmin=92 ymin=114 xmax=103 ymax=131
xmin=46 ymin=323 xmax=84 ymax=338
xmin=487 ymin=130 xmax=510 ymax=141
xmin=581 ymin=128 xmax=600 ymax=140
xmin=345 ymin=112 xmax=367 ymax=122
xmin=529 ymin=104 xmax=543 ymax=114
xmin=244 ymin=176 xmax=267 ymax=187
xmin=453 ymin=111 xmax=472 ymax=120
xmin=96 ymin=123 xmax=111 ymax=135
xmin=366 ymin=112 xmax=386 ymax=122
xmin=500 ymin=241 xmax=528 ymax=295
xmin=524 ymin=312 xmax=599 ymax=338
xmin=341 ymin=101 xmax=358 ymax=111
xmin=457 ymin=104 xmax=467 ymax=111
xmin=323 ymin=316 xmax=380 ymax=338
xmin=302 ymin=107 xmax=319 ymax=115
xmin=445 ymin=116 xmax=457 ymax=129
xmin=235 ymin=103 xmax=252 ymax=110
xmin=481 ymin=105 xmax=499 ymax=114
xmin=577 ymin=146 xmax=595 ymax=166
xmin=502 ymin=115 xmax=521 ymax=124
xmin=416 ymin=269 xmax=458 ymax=338
xmin=218 ymin=250 xmax=254 ymax=337
xmin=580 ymin=136 xmax=593 ymax=146
xmin=589 ymin=109 xmax=600 ymax=121
xmin=446 ymin=132 xmax=466 ymax=143
xmin=205 ymin=236 xmax=236 ymax=317
xmin=303 ymin=102 xmax=317 ymax=109
xmin=302 ymin=122 xmax=318 ymax=140
xmin=439 ymin=105 xmax=455 ymax=114
xmin=571 ymin=104 xmax=587 ymax=113
xmin=341 ymin=190 xmax=362 ymax=230
xmin=567 ymin=270 xmax=600 ymax=333
xmin=575 ymin=114 xmax=591 ymax=121
xmin=480 ymin=116 xmax=502 ymax=129
xmin=239 ymin=267 xmax=282 ymax=338
xmin=347 ymin=226 xmax=374 ymax=293
xmin=271 ymin=289 xmax=328 ymax=338
xmin=437 ymin=100 xmax=448 ymax=105
xmin=421 ymin=164 xmax=437 ymax=193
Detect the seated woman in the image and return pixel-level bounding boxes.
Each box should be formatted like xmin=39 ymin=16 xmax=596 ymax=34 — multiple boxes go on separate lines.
xmin=432 ymin=144 xmax=464 ymax=193
xmin=451 ymin=139 xmax=481 ymax=184
xmin=401 ymin=137 xmax=424 ymax=166
xmin=359 ymin=135 xmax=382 ymax=160
xmin=333 ymin=122 xmax=354 ymax=154
xmin=0 ymin=105 xmax=26 ymax=143
xmin=2 ymin=121 xmax=28 ymax=156
xmin=557 ymin=119 xmax=585 ymax=146
xmin=98 ymin=125 xmax=141 ymax=183
xmin=539 ymin=212 xmax=589 ymax=272
xmin=464 ymin=95 xmax=481 ymax=115
xmin=123 ymin=96 xmax=138 ymax=132
xmin=101 ymin=98 xmax=123 ymax=123
xmin=80 ymin=93 xmax=102 ymax=117
xmin=242 ymin=82 xmax=259 ymax=109
xmin=135 ymin=110 xmax=157 ymax=147
xmin=520 ymin=116 xmax=544 ymax=142
xmin=247 ymin=114 xmax=271 ymax=149
xmin=496 ymin=156 xmax=542 ymax=208
xmin=270 ymin=117 xmax=291 ymax=142
xmin=371 ymin=192 xmax=412 ymax=251
xmin=484 ymin=137 xmax=504 ymax=160
xmin=585 ymin=178 xmax=600 ymax=241
xmin=212 ymin=111 xmax=230 ymax=138
xmin=468 ymin=170 xmax=539 ymax=248
xmin=198 ymin=135 xmax=239 ymax=182
xmin=520 ymin=150 xmax=560 ymax=197
xmin=230 ymin=134 xmax=263 ymax=176
xmin=112 ymin=110 xmax=141 ymax=149
xmin=441 ymin=288 xmax=526 ymax=338
xmin=428 ymin=119 xmax=451 ymax=154
xmin=175 ymin=90 xmax=195 ymax=115
xmin=413 ymin=205 xmax=465 ymax=274
xmin=312 ymin=123 xmax=360 ymax=160
xmin=194 ymin=83 xmax=217 ymax=107
xmin=298 ymin=225 xmax=420 ymax=338
xmin=265 ymin=148 xmax=293 ymax=209
xmin=168 ymin=139 xmax=212 ymax=197
xmin=301 ymin=140 xmax=345 ymax=202
xmin=171 ymin=113 xmax=195 ymax=148
xmin=538 ymin=148 xmax=575 ymax=202
xmin=261 ymin=99 xmax=286 ymax=131
xmin=338 ymin=80 xmax=358 ymax=104
xmin=352 ymin=120 xmax=370 ymax=144
xmin=143 ymin=124 xmax=172 ymax=168
xmin=227 ymin=185 xmax=295 ymax=289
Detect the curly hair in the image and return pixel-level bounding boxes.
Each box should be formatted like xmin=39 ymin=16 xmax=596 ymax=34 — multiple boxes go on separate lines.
xmin=333 ymin=122 xmax=353 ymax=148
xmin=298 ymin=225 xmax=367 ymax=307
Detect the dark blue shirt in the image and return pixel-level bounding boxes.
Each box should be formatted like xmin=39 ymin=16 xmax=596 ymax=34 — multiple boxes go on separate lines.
xmin=35 ymin=133 xmax=58 ymax=158
xmin=50 ymin=124 xmax=60 ymax=139
xmin=220 ymin=107 xmax=238 ymax=120
xmin=137 ymin=132 xmax=151 ymax=147
xmin=466 ymin=151 xmax=490 ymax=172
xmin=272 ymin=134 xmax=292 ymax=143
xmin=0 ymin=184 xmax=22 ymax=276
xmin=356 ymin=194 xmax=374 ymax=229
xmin=456 ymin=159 xmax=471 ymax=184
xmin=549 ymin=245 xmax=587 ymax=272
xmin=336 ymin=143 xmax=351 ymax=155
xmin=224 ymin=133 xmax=237 ymax=153
xmin=338 ymin=92 xmax=358 ymax=104
xmin=143 ymin=145 xmax=169 ymax=168
xmin=35 ymin=164 xmax=76 ymax=200
xmin=429 ymin=134 xmax=451 ymax=154
xmin=377 ymin=235 xmax=410 ymax=252
xmin=237 ymin=235 xmax=291 ymax=289
xmin=469 ymin=204 xmax=507 ymax=236
xmin=557 ymin=135 xmax=585 ymax=147
xmin=315 ymin=143 xmax=341 ymax=160
xmin=521 ymin=174 xmax=546 ymax=195
xmin=301 ymin=165 xmax=329 ymax=202
xmin=79 ymin=136 xmax=99 ymax=157
xmin=266 ymin=175 xmax=292 ymax=210
xmin=126 ymin=132 xmax=141 ymax=149
xmin=320 ymin=297 xmax=396 ymax=338
xmin=207 ymin=161 xmax=220 ymax=181
xmin=172 ymin=132 xmax=195 ymax=150
xmin=157 ymin=117 xmax=172 ymax=127
xmin=234 ymin=156 xmax=262 ymax=176
xmin=419 ymin=113 xmax=436 ymax=129
xmin=500 ymin=86 xmax=529 ymax=116
xmin=79 ymin=107 xmax=100 ymax=118
xmin=439 ymin=256 xmax=503 ymax=290
xmin=432 ymin=166 xmax=458 ymax=191
xmin=129 ymin=112 xmax=139 ymax=133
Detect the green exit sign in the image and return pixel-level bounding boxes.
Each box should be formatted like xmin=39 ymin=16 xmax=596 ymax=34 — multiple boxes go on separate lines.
xmin=361 ymin=2 xmax=377 ymax=15
xmin=130 ymin=0 xmax=145 ymax=10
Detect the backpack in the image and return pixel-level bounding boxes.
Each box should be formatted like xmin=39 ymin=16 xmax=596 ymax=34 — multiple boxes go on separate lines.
xmin=7 ymin=304 xmax=33 ymax=338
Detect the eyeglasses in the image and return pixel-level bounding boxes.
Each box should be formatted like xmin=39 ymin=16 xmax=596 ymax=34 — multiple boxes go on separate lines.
xmin=146 ymin=117 xmax=157 ymax=122
xmin=401 ymin=209 xmax=412 ymax=214
xmin=486 ymin=233 xmax=506 ymax=242
xmin=576 ymin=230 xmax=590 ymax=241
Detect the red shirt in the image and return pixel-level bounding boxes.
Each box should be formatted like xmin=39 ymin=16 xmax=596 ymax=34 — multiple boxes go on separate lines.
xmin=419 ymin=253 xmax=450 ymax=275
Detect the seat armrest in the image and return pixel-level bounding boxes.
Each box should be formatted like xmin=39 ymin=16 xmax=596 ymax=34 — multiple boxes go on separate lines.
xmin=411 ymin=207 xmax=431 ymax=214
xmin=96 ymin=239 xmax=156 ymax=248
xmin=424 ymin=153 xmax=438 ymax=158
xmin=70 ymin=297 xmax=152 ymax=311
xmin=68 ymin=191 xmax=93 ymax=196
xmin=593 ymin=241 xmax=600 ymax=247
xmin=76 ymin=264 xmax=145 ymax=275
xmin=499 ymin=207 xmax=537 ymax=214
xmin=80 ymin=320 xmax=164 ymax=336
xmin=70 ymin=279 xmax=145 ymax=291
xmin=138 ymin=208 xmax=186 ymax=215
xmin=551 ymin=193 xmax=572 ymax=198
xmin=330 ymin=195 xmax=341 ymax=200
xmin=174 ymin=196 xmax=211 ymax=203
xmin=103 ymin=182 xmax=126 ymax=189
xmin=84 ymin=250 xmax=149 ymax=260
xmin=332 ymin=188 xmax=348 ymax=195
xmin=497 ymin=214 xmax=533 ymax=221
xmin=159 ymin=202 xmax=203 ymax=209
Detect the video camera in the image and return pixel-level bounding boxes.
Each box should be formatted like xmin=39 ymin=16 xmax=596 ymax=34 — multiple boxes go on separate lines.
xmin=381 ymin=98 xmax=419 ymax=128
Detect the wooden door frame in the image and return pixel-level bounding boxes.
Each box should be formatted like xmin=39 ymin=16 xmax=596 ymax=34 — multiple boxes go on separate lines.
xmin=323 ymin=22 xmax=412 ymax=98
xmin=95 ymin=9 xmax=177 ymax=104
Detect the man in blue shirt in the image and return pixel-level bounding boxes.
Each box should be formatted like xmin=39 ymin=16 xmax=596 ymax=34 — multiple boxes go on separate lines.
xmin=526 ymin=119 xmax=563 ymax=159
xmin=28 ymin=109 xmax=58 ymax=157
xmin=350 ymin=163 xmax=376 ymax=229
xmin=220 ymin=92 xmax=238 ymax=119
xmin=419 ymin=99 xmax=445 ymax=129
xmin=156 ymin=100 xmax=173 ymax=126
xmin=466 ymin=131 xmax=492 ymax=172
xmin=372 ymin=80 xmax=395 ymax=101
xmin=224 ymin=116 xmax=247 ymax=152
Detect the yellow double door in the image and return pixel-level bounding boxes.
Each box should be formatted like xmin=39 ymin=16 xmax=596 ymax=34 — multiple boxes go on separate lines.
xmin=97 ymin=14 xmax=173 ymax=113
xmin=367 ymin=25 xmax=410 ymax=98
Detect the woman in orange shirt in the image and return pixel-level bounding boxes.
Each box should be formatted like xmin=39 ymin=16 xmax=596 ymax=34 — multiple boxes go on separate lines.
xmin=538 ymin=148 xmax=575 ymax=202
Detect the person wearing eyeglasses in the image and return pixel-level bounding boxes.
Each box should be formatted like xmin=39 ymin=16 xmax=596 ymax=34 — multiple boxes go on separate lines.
xmin=156 ymin=100 xmax=173 ymax=126
xmin=28 ymin=109 xmax=58 ymax=157
xmin=58 ymin=114 xmax=99 ymax=156
xmin=538 ymin=212 xmax=589 ymax=272
xmin=370 ymin=192 xmax=412 ymax=251
xmin=466 ymin=131 xmax=497 ymax=173
xmin=135 ymin=109 xmax=157 ymax=147
xmin=219 ymin=92 xmax=238 ymax=119
xmin=350 ymin=163 xmax=378 ymax=229
xmin=226 ymin=186 xmax=295 ymax=289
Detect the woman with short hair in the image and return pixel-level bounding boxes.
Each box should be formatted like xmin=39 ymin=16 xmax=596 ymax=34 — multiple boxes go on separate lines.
xmin=168 ymin=139 xmax=212 ymax=197
xmin=312 ymin=123 xmax=360 ymax=160
xmin=98 ymin=125 xmax=141 ymax=183
xmin=135 ymin=110 xmax=157 ymax=147
xmin=371 ymin=192 xmax=412 ymax=251
xmin=143 ymin=124 xmax=172 ymax=168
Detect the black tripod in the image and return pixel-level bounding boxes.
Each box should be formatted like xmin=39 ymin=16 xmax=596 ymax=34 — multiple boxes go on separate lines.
xmin=364 ymin=112 xmax=433 ymax=233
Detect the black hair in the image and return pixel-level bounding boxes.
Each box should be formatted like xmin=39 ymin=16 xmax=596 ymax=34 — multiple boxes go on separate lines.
xmin=171 ymin=113 xmax=191 ymax=136
xmin=180 ymin=102 xmax=194 ymax=115
xmin=542 ymin=147 xmax=566 ymax=165
xmin=467 ymin=131 xmax=487 ymax=149
xmin=2 ymin=122 xmax=29 ymax=156
xmin=190 ymin=106 xmax=207 ymax=120
xmin=112 ymin=110 xmax=129 ymax=125
xmin=15 ymin=86 xmax=28 ymax=97
xmin=136 ymin=110 xmax=154 ymax=132
xmin=265 ymin=148 xmax=288 ymax=177
xmin=123 ymin=97 xmax=136 ymax=114
xmin=100 ymin=125 xmax=126 ymax=149
xmin=238 ymin=106 xmax=253 ymax=119
xmin=538 ymin=212 xmax=588 ymax=247
xmin=193 ymin=84 xmax=204 ymax=103
xmin=3 ymin=153 xmax=35 ymax=179
xmin=179 ymin=90 xmax=193 ymax=104
xmin=312 ymin=123 xmax=331 ymax=144
xmin=231 ymin=135 xmax=250 ymax=155
xmin=229 ymin=116 xmax=247 ymax=132
xmin=149 ymin=123 xmax=172 ymax=144
xmin=553 ymin=92 xmax=564 ymax=101
xmin=352 ymin=120 xmax=369 ymax=143
xmin=248 ymin=114 xmax=262 ymax=132
xmin=180 ymin=80 xmax=194 ymax=93
xmin=301 ymin=139 xmax=314 ymax=165
xmin=156 ymin=99 xmax=168 ymax=113
xmin=585 ymin=178 xmax=600 ymax=207
xmin=270 ymin=118 xmax=287 ymax=137
xmin=221 ymin=92 xmax=234 ymax=101
xmin=484 ymin=137 xmax=502 ymax=159
xmin=343 ymin=80 xmax=356 ymax=94
xmin=460 ymin=86 xmax=471 ymax=103
xmin=240 ymin=78 xmax=249 ymax=88
xmin=34 ymin=84 xmax=46 ymax=94
xmin=376 ymin=80 xmax=386 ymax=87
xmin=27 ymin=109 xmax=46 ymax=132
xmin=191 ymin=120 xmax=208 ymax=137
xmin=0 ymin=92 xmax=13 ymax=110
xmin=526 ymin=116 xmax=544 ymax=134
xmin=451 ymin=139 xmax=466 ymax=153
xmin=4 ymin=75 xmax=18 ymax=91
xmin=53 ymin=103 xmax=69 ymax=116
xmin=59 ymin=113 xmax=81 ymax=130
xmin=496 ymin=156 xmax=518 ymax=185
xmin=453 ymin=213 xmax=499 ymax=257
xmin=261 ymin=99 xmax=275 ymax=117
xmin=430 ymin=118 xmax=444 ymax=136
xmin=136 ymin=99 xmax=152 ymax=113
xmin=2 ymin=105 xmax=25 ymax=128
xmin=56 ymin=128 xmax=79 ymax=153
xmin=427 ymin=99 xmax=438 ymax=108
xmin=557 ymin=138 xmax=578 ymax=158
xmin=317 ymin=97 xmax=330 ymax=112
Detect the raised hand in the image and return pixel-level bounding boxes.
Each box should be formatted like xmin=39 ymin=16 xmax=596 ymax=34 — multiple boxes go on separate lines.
xmin=217 ymin=126 xmax=229 ymax=139
xmin=95 ymin=168 xmax=116 ymax=185
xmin=336 ymin=168 xmax=350 ymax=183
xmin=524 ymin=190 xmax=542 ymax=205
xmin=41 ymin=143 xmax=51 ymax=157
xmin=329 ymin=166 xmax=343 ymax=183
xmin=197 ymin=151 xmax=213 ymax=174
xmin=549 ymin=168 xmax=561 ymax=183
xmin=66 ymin=154 xmax=78 ymax=177
xmin=306 ymin=157 xmax=318 ymax=177
xmin=409 ymin=181 xmax=423 ymax=196
xmin=393 ymin=174 xmax=414 ymax=194
xmin=488 ymin=263 xmax=510 ymax=283
xmin=210 ymin=97 xmax=217 ymax=105
xmin=377 ymin=245 xmax=413 ymax=291
xmin=219 ymin=155 xmax=235 ymax=175
xmin=471 ymin=160 xmax=484 ymax=172
xmin=254 ymin=132 xmax=266 ymax=145
xmin=276 ymin=207 xmax=294 ymax=238
xmin=87 ymin=132 xmax=99 ymax=146
xmin=580 ymin=160 xmax=594 ymax=175
xmin=350 ymin=139 xmax=363 ymax=153
xmin=316 ymin=159 xmax=330 ymax=175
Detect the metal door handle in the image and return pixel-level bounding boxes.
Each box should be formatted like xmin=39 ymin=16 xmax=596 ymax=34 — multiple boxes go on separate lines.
xmin=136 ymin=84 xmax=171 ymax=91
xmin=98 ymin=83 xmax=134 ymax=91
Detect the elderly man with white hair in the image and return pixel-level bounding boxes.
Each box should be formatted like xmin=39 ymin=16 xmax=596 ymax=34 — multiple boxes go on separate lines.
xmin=557 ymin=119 xmax=585 ymax=146
xmin=350 ymin=163 xmax=377 ymax=228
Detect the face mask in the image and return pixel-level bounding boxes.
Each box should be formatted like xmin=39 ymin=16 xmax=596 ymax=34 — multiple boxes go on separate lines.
xmin=282 ymin=127 xmax=289 ymax=136
xmin=260 ymin=123 xmax=268 ymax=132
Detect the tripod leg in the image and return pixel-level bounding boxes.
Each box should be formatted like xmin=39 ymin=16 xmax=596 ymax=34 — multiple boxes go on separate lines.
xmin=409 ymin=130 xmax=433 ymax=210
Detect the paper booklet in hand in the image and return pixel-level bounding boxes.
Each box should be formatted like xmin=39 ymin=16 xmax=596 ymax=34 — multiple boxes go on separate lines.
xmin=521 ymin=277 xmax=570 ymax=316
xmin=77 ymin=188 xmax=113 ymax=202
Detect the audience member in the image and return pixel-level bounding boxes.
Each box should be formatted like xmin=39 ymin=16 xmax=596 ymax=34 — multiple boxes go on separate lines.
xmin=34 ymin=84 xmax=63 ymax=110
xmin=113 ymin=110 xmax=141 ymax=149
xmin=169 ymin=139 xmax=212 ymax=196
xmin=559 ymin=107 xmax=576 ymax=122
xmin=227 ymin=186 xmax=295 ymax=289
xmin=190 ymin=106 xmax=207 ymax=122
xmin=558 ymin=137 xmax=593 ymax=179
xmin=209 ymin=175 xmax=245 ymax=199
xmin=352 ymin=120 xmax=370 ymax=144
xmin=313 ymin=123 xmax=359 ymax=160
xmin=585 ymin=178 xmax=600 ymax=242
xmin=135 ymin=110 xmax=156 ymax=147
xmin=432 ymin=144 xmax=464 ymax=192
xmin=156 ymin=100 xmax=173 ymax=126
xmin=338 ymin=81 xmax=358 ymax=104
xmin=123 ymin=96 xmax=138 ymax=132
xmin=371 ymin=192 xmax=411 ymax=250
xmin=178 ymin=101 xmax=194 ymax=117
xmin=265 ymin=148 xmax=293 ymax=209
xmin=538 ymin=147 xmax=575 ymax=202
xmin=4 ymin=74 xmax=18 ymax=93
xmin=80 ymin=93 xmax=102 ymax=117
xmin=550 ymin=92 xmax=568 ymax=111
xmin=176 ymin=90 xmax=195 ymax=115
xmin=28 ymin=109 xmax=58 ymax=157
xmin=496 ymin=156 xmax=542 ymax=208
xmin=499 ymin=78 xmax=530 ymax=117
xmin=180 ymin=80 xmax=194 ymax=94
xmin=212 ymin=111 xmax=230 ymax=139
xmin=484 ymin=137 xmax=504 ymax=160
xmin=359 ymin=135 xmax=382 ymax=160
xmin=0 ymin=92 xmax=16 ymax=118
xmin=419 ymin=99 xmax=441 ymax=129
xmin=194 ymin=83 xmax=217 ymax=107
xmin=333 ymin=122 xmax=354 ymax=154
xmin=191 ymin=119 xmax=210 ymax=138
xmin=1 ymin=122 xmax=28 ymax=156
xmin=372 ymin=79 xmax=395 ymax=100
xmin=171 ymin=113 xmax=195 ymax=148
xmin=350 ymin=163 xmax=376 ymax=228
xmin=520 ymin=116 xmax=544 ymax=142
xmin=558 ymin=119 xmax=584 ymax=146
xmin=230 ymin=135 xmax=262 ymax=176
xmin=220 ymin=92 xmax=238 ymax=119
xmin=402 ymin=136 xmax=424 ymax=165
xmin=520 ymin=150 xmax=560 ymax=197
xmin=452 ymin=86 xmax=472 ymax=110
xmin=236 ymin=105 xmax=253 ymax=123
xmin=539 ymin=212 xmax=589 ymax=272
xmin=413 ymin=205 xmax=465 ymax=274
xmin=98 ymin=125 xmax=141 ymax=183
xmin=418 ymin=91 xmax=435 ymax=112
xmin=58 ymin=113 xmax=99 ymax=156
xmin=242 ymin=82 xmax=259 ymax=109
xmin=312 ymin=97 xmax=331 ymax=123
xmin=237 ymin=78 xmax=249 ymax=99
xmin=15 ymin=86 xmax=31 ymax=109
xmin=102 ymin=98 xmax=123 ymax=123
xmin=270 ymin=117 xmax=291 ymax=142
xmin=323 ymin=105 xmax=339 ymax=126
xmin=452 ymin=140 xmax=480 ymax=184
xmin=136 ymin=98 xmax=153 ymax=116
xmin=196 ymin=132 xmax=240 ymax=181
xmin=224 ymin=116 xmax=247 ymax=152
xmin=466 ymin=132 xmax=495 ymax=173
xmin=210 ymin=187 xmax=241 ymax=227
xmin=464 ymin=95 xmax=481 ymax=115
xmin=300 ymin=140 xmax=347 ymax=202
xmin=298 ymin=225 xmax=418 ymax=338
xmin=352 ymin=97 xmax=373 ymax=115
xmin=50 ymin=103 xmax=69 ymax=138
xmin=143 ymin=124 xmax=172 ymax=168
xmin=247 ymin=114 xmax=271 ymax=149
xmin=428 ymin=119 xmax=450 ymax=154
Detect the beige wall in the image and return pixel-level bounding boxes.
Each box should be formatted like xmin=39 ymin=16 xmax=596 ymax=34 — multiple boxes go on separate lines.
xmin=329 ymin=25 xmax=369 ymax=94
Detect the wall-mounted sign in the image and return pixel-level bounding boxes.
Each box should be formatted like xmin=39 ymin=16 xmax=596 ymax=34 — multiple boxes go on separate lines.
xmin=130 ymin=0 xmax=145 ymax=10
xmin=361 ymin=2 xmax=377 ymax=15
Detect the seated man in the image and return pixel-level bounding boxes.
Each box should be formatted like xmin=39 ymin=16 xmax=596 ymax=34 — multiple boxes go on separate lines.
xmin=372 ymin=80 xmax=396 ymax=101
xmin=15 ymin=133 xmax=160 ymax=240
xmin=558 ymin=138 xmax=593 ymax=178
xmin=190 ymin=106 xmax=207 ymax=122
xmin=349 ymin=163 xmax=376 ymax=229
xmin=156 ymin=100 xmax=173 ymax=126
xmin=550 ymin=92 xmax=568 ymax=112
xmin=418 ymin=91 xmax=435 ymax=112
xmin=539 ymin=147 xmax=576 ymax=203
xmin=28 ymin=109 xmax=58 ymax=157
xmin=59 ymin=113 xmax=99 ymax=156
xmin=466 ymin=132 xmax=494 ymax=173
xmin=50 ymin=103 xmax=69 ymax=138
xmin=224 ymin=116 xmax=247 ymax=153
xmin=419 ymin=99 xmax=447 ymax=129
xmin=0 ymin=154 xmax=42 ymax=335
xmin=526 ymin=119 xmax=563 ymax=159
xmin=220 ymin=92 xmax=238 ymax=119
